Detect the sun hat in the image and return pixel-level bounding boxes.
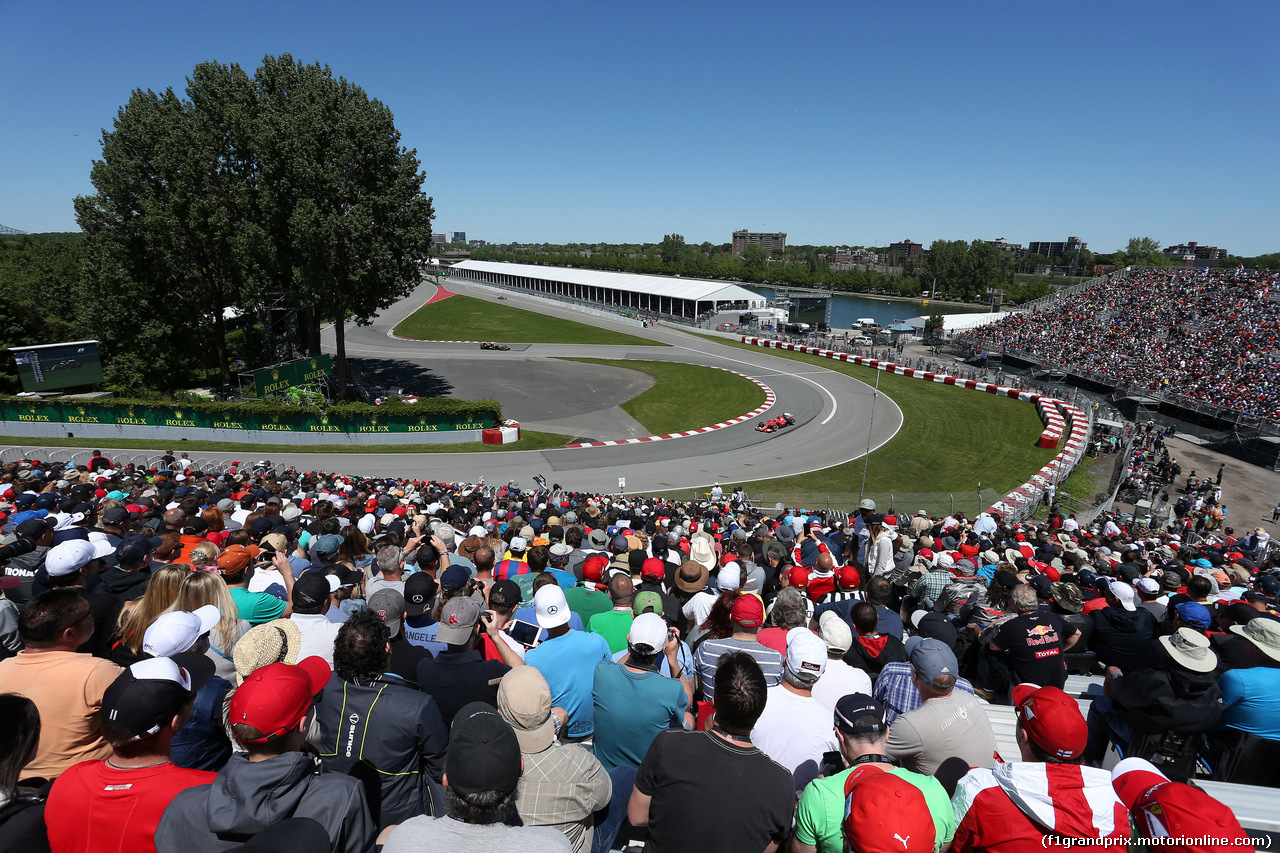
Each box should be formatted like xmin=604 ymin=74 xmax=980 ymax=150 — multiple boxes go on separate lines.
xmin=675 ymin=560 xmax=709 ymax=593
xmin=232 ymin=619 xmax=303 ymax=685
xmin=1228 ymin=617 xmax=1280 ymax=662
xmin=690 ymin=537 xmax=716 ymax=570
xmin=497 ymin=666 xmax=556 ymax=754
xmin=1158 ymin=628 xmax=1218 ymax=673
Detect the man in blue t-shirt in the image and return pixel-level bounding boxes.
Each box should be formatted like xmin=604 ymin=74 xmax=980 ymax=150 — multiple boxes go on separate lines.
xmin=525 ymin=585 xmax=611 ymax=738
xmin=592 ymin=613 xmax=691 ymax=772
xmin=1214 ymin=618 xmax=1280 ymax=741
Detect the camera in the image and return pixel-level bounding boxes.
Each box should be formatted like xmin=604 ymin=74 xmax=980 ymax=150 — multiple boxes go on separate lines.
xmin=0 ymin=537 xmax=36 ymax=563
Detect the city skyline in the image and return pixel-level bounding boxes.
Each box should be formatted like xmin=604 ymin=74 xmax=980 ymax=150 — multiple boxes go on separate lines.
xmin=2 ymin=1 xmax=1277 ymax=256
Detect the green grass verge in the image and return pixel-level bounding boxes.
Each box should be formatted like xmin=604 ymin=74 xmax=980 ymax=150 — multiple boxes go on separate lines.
xmin=393 ymin=294 xmax=665 ymax=347
xmin=677 ymin=336 xmax=1058 ymax=499
xmin=0 ymin=430 xmax=573 ymax=455
xmin=560 ymin=359 xmax=767 ymax=436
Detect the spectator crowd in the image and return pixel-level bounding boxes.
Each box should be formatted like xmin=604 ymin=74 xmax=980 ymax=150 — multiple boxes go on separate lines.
xmin=0 ymin=450 xmax=1275 ymax=852
xmin=959 ymin=268 xmax=1280 ymax=422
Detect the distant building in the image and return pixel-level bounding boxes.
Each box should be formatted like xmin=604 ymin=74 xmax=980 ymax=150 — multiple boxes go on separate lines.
xmin=986 ymin=237 xmax=1025 ymax=257
xmin=732 ymin=230 xmax=787 ymax=257
xmin=1163 ymin=242 xmax=1227 ymax=263
xmin=431 ymin=233 xmax=447 ymax=245
xmin=887 ymin=239 xmax=923 ymax=264
xmin=451 ymin=231 xmax=467 ymax=244
xmin=468 ymin=239 xmax=487 ymax=247
xmin=1026 ymin=236 xmax=1086 ymax=258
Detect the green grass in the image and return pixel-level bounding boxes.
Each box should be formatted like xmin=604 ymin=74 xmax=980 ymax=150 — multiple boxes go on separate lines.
xmin=393 ymin=294 xmax=665 ymax=346
xmin=560 ymin=359 xmax=767 ymax=435
xmin=682 ymin=337 xmax=1058 ymax=498
xmin=0 ymin=430 xmax=574 ymax=455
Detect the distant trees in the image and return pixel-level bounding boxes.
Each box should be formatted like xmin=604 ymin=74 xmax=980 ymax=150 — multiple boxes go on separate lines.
xmin=921 ymin=239 xmax=1013 ymax=300
xmin=74 ymin=54 xmax=433 ymax=393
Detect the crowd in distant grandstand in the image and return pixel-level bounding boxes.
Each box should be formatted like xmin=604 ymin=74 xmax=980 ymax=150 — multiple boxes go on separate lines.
xmin=0 ymin=451 xmax=1276 ymax=852
xmin=959 ymin=268 xmax=1280 ymax=421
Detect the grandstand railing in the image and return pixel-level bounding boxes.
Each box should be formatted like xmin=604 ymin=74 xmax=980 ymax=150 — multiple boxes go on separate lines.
xmin=1009 ymin=271 xmax=1114 ymax=313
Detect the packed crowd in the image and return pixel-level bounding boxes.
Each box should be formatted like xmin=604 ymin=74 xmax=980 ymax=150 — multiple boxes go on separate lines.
xmin=0 ymin=450 xmax=1277 ymax=853
xmin=958 ymin=268 xmax=1280 ymax=421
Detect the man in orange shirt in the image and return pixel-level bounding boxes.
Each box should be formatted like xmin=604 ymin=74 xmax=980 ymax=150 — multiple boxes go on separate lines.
xmin=0 ymin=589 xmax=121 ymax=781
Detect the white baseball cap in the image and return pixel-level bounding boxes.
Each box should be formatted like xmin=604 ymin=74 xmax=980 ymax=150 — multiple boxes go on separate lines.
xmin=45 ymin=540 xmax=104 ymax=577
xmin=1107 ymin=579 xmax=1138 ymax=611
xmin=627 ymin=612 xmax=667 ymax=653
xmin=509 ymin=536 xmax=528 ymax=553
xmin=357 ymin=513 xmax=377 ymax=534
xmin=143 ymin=605 xmax=222 ymax=657
xmin=533 ymin=584 xmax=570 ymax=629
xmin=784 ymin=626 xmax=828 ymax=683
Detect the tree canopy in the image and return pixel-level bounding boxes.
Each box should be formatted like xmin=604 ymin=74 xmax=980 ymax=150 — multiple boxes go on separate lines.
xmin=74 ymin=54 xmax=433 ymax=393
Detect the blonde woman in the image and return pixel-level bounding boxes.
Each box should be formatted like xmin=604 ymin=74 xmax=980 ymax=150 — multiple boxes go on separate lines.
xmin=188 ymin=541 xmax=221 ymax=572
xmin=174 ymin=570 xmax=248 ymax=683
xmin=108 ymin=564 xmax=189 ymax=665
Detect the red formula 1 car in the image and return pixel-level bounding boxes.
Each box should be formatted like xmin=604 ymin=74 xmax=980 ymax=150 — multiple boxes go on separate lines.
xmin=756 ymin=412 xmax=796 ymax=432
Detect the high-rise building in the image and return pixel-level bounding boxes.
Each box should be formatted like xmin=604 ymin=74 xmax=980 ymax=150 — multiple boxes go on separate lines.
xmin=1026 ymin=236 xmax=1086 ymax=258
xmin=451 ymin=231 xmax=467 ymax=244
xmin=732 ymin=230 xmax=787 ymax=257
xmin=887 ymin=239 xmax=923 ymax=264
xmin=1162 ymin=242 xmax=1227 ymax=262
xmin=431 ymin=233 xmax=447 ymax=245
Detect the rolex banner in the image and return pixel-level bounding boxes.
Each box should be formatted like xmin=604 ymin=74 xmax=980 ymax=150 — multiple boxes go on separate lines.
xmin=253 ymin=356 xmax=333 ymax=397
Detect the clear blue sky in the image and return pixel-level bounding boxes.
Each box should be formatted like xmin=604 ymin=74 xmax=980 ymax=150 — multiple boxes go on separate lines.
xmin=2 ymin=1 xmax=1276 ymax=255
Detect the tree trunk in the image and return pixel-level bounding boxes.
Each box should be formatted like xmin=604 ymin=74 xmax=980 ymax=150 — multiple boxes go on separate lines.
xmin=333 ymin=315 xmax=347 ymax=397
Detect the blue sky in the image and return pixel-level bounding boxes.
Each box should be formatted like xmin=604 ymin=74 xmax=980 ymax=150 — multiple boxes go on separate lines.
xmin=2 ymin=1 xmax=1277 ymax=255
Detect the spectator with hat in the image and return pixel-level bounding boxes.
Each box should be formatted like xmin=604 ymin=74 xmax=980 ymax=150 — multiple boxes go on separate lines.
xmin=839 ymin=764 xmax=938 ymax=853
xmin=751 ymin=627 xmax=838 ymax=786
xmin=221 ymin=546 xmax=293 ymax=625
xmin=401 ymin=571 xmax=444 ymax=653
xmin=480 ymin=578 xmax=529 ymax=662
xmin=791 ymin=694 xmax=954 ymax=853
xmin=628 ymin=652 xmax=794 ymax=853
xmin=1111 ymin=757 xmax=1251 ymax=852
xmin=884 ymin=637 xmax=998 ymax=777
xmin=2 ymin=515 xmax=56 ymax=608
xmin=1088 ymin=579 xmax=1156 ymax=671
xmin=1213 ymin=617 xmax=1280 ymax=742
xmin=693 ymin=592 xmax=784 ymax=701
xmin=1085 ymin=627 xmax=1222 ymax=764
xmin=45 ymin=654 xmax=217 ymax=853
xmin=592 ymin=612 xmax=690 ymax=774
xmin=415 ymin=596 xmax=511 ymax=726
xmin=0 ymin=589 xmax=121 ymax=780
xmin=156 ymin=656 xmax=375 ymax=853
xmin=314 ymin=610 xmax=447 ymax=829
xmin=810 ymin=611 xmax=871 ymax=711
xmin=526 ymin=584 xmax=612 ymax=739
xmin=951 ymin=684 xmax=1128 ymax=852
xmin=367 ymin=588 xmax=434 ymax=681
xmin=497 ymin=667 xmax=612 ymax=853
xmin=289 ymin=572 xmax=342 ymax=666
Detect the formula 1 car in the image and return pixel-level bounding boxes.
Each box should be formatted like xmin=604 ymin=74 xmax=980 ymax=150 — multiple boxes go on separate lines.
xmin=480 ymin=341 xmax=510 ymax=351
xmin=756 ymin=412 xmax=796 ymax=432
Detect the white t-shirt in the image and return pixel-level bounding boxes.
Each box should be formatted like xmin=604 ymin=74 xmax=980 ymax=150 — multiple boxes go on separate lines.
xmin=751 ymin=683 xmax=838 ymax=776
xmin=290 ymin=612 xmax=342 ymax=666
xmin=811 ymin=658 xmax=873 ymax=712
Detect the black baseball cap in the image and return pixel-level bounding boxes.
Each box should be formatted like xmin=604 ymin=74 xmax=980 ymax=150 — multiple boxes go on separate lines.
xmin=15 ymin=517 xmax=57 ymax=538
xmin=488 ymin=579 xmax=521 ymax=609
xmin=102 ymin=653 xmax=214 ymax=741
xmin=834 ymin=693 xmax=888 ymax=734
xmin=404 ymin=572 xmax=437 ymax=617
xmin=446 ymin=702 xmax=521 ymax=797
xmin=292 ymin=573 xmax=332 ymax=610
xmin=102 ymin=506 xmax=132 ymax=525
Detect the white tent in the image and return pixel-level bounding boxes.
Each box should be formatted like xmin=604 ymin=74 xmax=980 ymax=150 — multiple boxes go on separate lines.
xmin=906 ymin=311 xmax=1010 ymax=332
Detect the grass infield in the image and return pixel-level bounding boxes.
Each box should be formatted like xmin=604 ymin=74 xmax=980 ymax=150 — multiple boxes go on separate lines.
xmin=560 ymin=358 xmax=768 ymax=436
xmin=0 ymin=430 xmax=574 ymax=455
xmin=393 ymin=294 xmax=665 ymax=347
xmin=691 ymin=336 xmax=1058 ymax=497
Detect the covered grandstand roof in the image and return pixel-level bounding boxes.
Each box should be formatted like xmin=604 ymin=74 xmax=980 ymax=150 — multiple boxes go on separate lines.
xmin=452 ymin=260 xmax=766 ymax=306
xmin=906 ymin=311 xmax=1011 ymax=332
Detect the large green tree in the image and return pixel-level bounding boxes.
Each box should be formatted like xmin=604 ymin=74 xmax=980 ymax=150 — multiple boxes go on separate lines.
xmin=75 ymin=54 xmax=433 ymax=394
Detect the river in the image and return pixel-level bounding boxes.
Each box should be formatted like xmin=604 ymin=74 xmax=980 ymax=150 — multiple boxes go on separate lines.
xmin=749 ymin=286 xmax=987 ymax=329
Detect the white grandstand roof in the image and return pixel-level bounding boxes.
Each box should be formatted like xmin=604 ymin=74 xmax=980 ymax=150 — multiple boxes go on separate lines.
xmin=452 ymin=260 xmax=765 ymax=305
xmin=906 ymin=311 xmax=1010 ymax=332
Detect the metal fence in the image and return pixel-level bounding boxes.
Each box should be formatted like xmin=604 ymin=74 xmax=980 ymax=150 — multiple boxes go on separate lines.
xmin=645 ymin=488 xmax=1005 ymax=518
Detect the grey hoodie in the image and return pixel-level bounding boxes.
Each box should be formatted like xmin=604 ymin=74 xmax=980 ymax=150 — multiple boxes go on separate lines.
xmin=155 ymin=750 xmax=375 ymax=853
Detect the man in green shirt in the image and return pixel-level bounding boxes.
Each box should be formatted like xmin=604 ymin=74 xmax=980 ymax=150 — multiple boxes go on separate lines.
xmin=565 ymin=556 xmax=613 ymax=626
xmin=587 ymin=574 xmax=636 ymax=654
xmin=790 ymin=694 xmax=955 ymax=853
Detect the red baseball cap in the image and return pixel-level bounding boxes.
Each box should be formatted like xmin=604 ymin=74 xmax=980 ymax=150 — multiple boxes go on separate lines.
xmin=640 ymin=558 xmax=666 ymax=581
xmin=582 ymin=554 xmax=609 ymax=583
xmin=788 ymin=566 xmax=811 ymax=588
xmin=229 ymin=658 xmax=331 ymax=743
xmin=837 ymin=565 xmax=861 ymax=589
xmin=1012 ymin=684 xmax=1087 ymax=760
xmin=842 ymin=764 xmax=936 ymax=853
xmin=730 ymin=593 xmax=765 ymax=628
xmin=1111 ymin=758 xmax=1248 ymax=851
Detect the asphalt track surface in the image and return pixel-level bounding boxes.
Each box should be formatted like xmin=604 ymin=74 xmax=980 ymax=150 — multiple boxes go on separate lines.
xmin=297 ymin=279 xmax=900 ymax=493
xmin=24 ymin=280 xmax=898 ymax=494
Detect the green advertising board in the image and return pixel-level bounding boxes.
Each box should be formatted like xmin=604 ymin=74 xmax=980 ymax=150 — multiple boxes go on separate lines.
xmin=0 ymin=398 xmax=495 ymax=435
xmin=253 ymin=355 xmax=333 ymax=397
